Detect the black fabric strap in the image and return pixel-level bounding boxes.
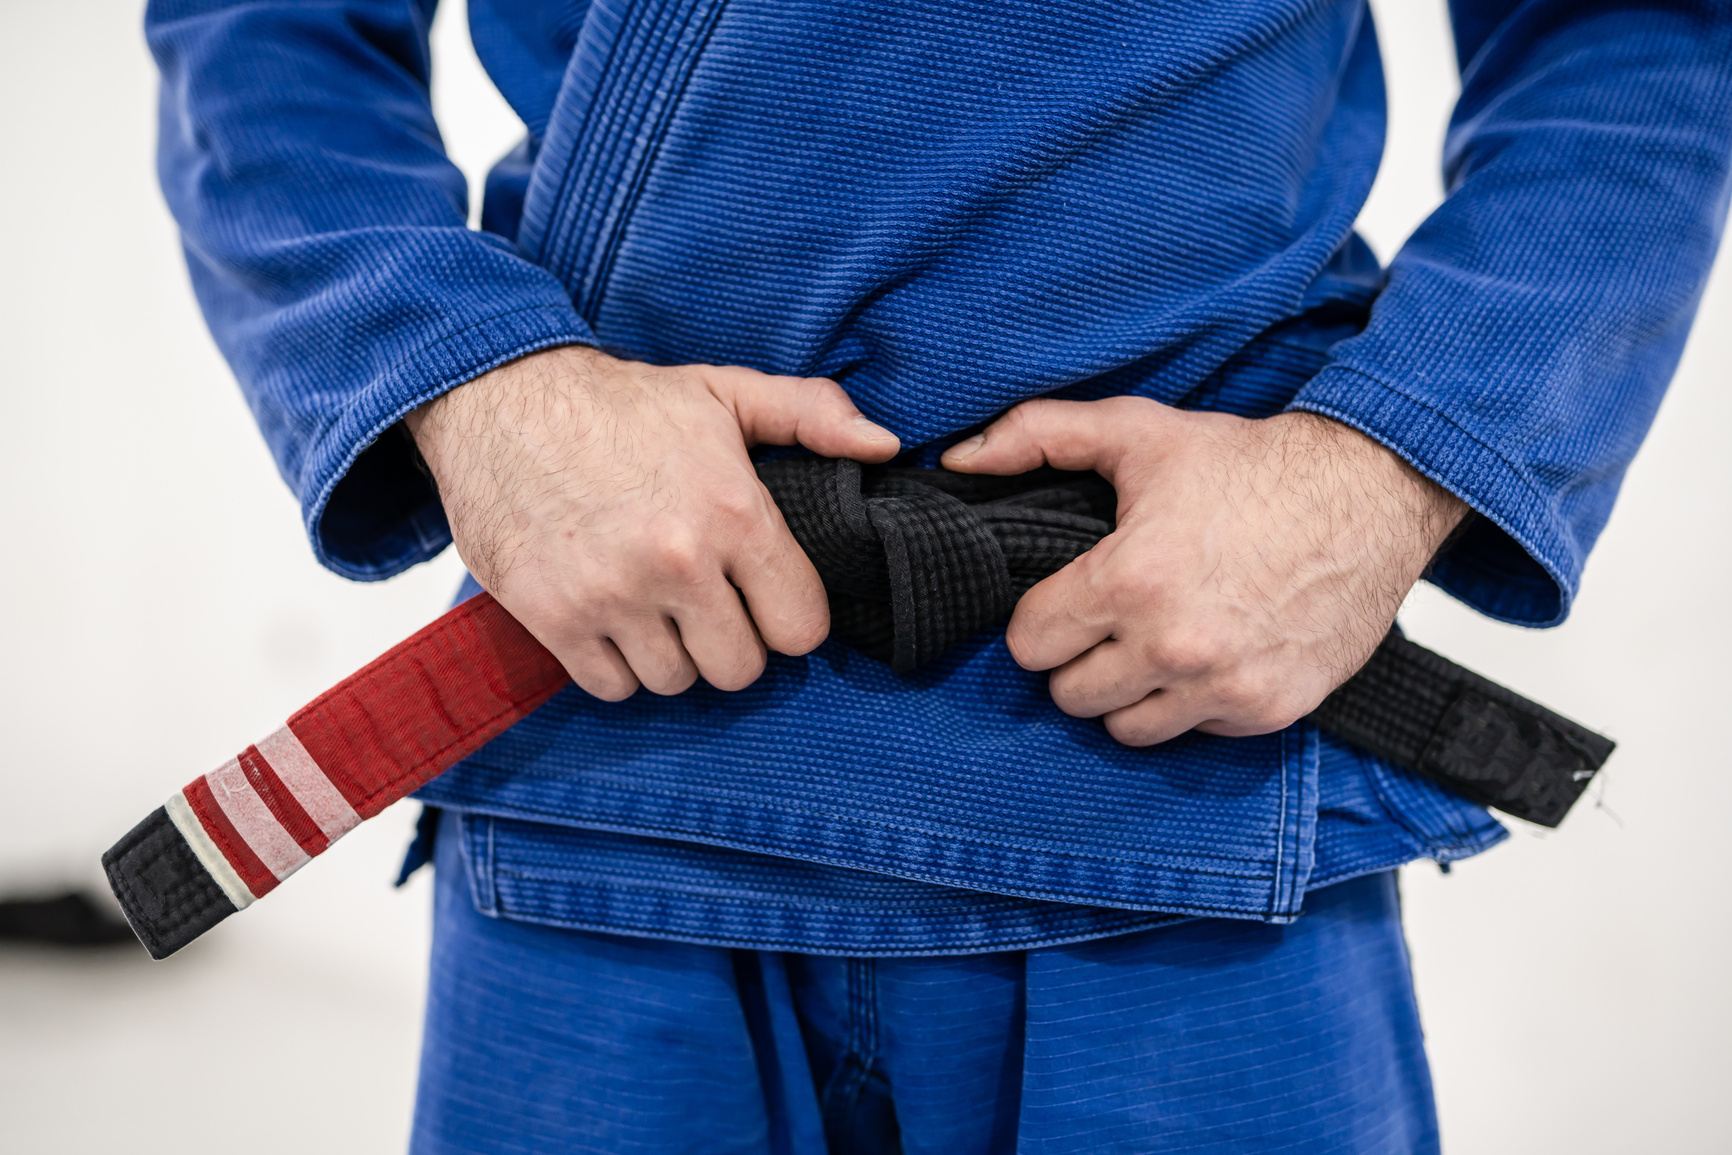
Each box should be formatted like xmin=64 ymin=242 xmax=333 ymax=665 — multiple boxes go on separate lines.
xmin=1309 ymin=634 xmax=1614 ymax=827
xmin=759 ymin=459 xmax=1116 ymax=670
xmin=758 ymin=458 xmax=1613 ymax=827
xmin=101 ymin=807 xmax=236 ymax=959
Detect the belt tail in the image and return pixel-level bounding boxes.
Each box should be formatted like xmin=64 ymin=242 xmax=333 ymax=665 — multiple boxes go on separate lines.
xmin=102 ymin=592 xmax=569 ymax=958
xmin=1309 ymin=633 xmax=1616 ymax=829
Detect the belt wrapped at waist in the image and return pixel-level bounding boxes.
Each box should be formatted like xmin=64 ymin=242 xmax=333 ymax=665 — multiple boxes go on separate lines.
xmin=103 ymin=458 xmax=1613 ymax=958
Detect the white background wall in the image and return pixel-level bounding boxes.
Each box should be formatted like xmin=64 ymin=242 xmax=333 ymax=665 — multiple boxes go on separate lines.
xmin=1 ymin=1 xmax=1726 ymax=1150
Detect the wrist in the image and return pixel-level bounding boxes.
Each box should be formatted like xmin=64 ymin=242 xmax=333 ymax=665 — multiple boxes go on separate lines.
xmin=404 ymin=343 xmax=608 ymax=462
xmin=1282 ymin=411 xmax=1467 ymax=566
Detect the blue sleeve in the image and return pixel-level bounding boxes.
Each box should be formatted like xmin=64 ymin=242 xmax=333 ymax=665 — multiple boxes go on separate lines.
xmin=146 ymin=0 xmax=595 ymax=580
xmin=1289 ymin=0 xmax=1732 ymax=625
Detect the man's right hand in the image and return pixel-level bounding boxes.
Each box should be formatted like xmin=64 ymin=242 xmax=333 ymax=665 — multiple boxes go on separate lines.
xmin=405 ymin=345 xmax=900 ymax=701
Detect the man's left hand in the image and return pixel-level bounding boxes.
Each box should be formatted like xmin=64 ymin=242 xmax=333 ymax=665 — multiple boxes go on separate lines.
xmin=940 ymin=398 xmax=1466 ymax=746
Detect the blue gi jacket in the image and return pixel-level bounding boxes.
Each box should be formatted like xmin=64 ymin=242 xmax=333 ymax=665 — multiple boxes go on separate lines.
xmin=145 ymin=0 xmax=1732 ymax=949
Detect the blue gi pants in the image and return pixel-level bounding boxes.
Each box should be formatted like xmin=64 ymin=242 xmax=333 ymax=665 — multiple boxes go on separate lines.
xmin=413 ymin=822 xmax=1438 ymax=1154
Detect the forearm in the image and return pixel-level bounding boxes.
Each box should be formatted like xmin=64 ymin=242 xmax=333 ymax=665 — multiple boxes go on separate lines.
xmin=1290 ymin=0 xmax=1732 ymax=624
xmin=148 ymin=0 xmax=593 ymax=578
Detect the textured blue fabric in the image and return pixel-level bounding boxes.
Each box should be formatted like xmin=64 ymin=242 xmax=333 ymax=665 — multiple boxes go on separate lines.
xmin=148 ymin=0 xmax=1731 ymax=935
xmin=415 ymin=817 xmax=1438 ymax=1153
xmin=429 ymin=725 xmax=1501 ymax=955
xmin=405 ymin=311 xmax=1503 ymax=942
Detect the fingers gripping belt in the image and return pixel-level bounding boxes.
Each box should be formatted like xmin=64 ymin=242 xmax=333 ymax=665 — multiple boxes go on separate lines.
xmin=760 ymin=460 xmax=1615 ymax=823
xmin=103 ymin=459 xmax=1614 ymax=958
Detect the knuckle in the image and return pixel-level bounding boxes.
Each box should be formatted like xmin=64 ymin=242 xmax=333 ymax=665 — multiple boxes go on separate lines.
xmin=644 ymin=667 xmax=699 ymax=697
xmin=1149 ymin=629 xmax=1216 ymax=677
xmin=1104 ymin=712 xmax=1162 ymax=747
xmin=706 ymin=647 xmax=767 ymax=692
xmin=1005 ymin=401 xmax=1044 ymax=438
xmin=648 ymin=527 xmax=708 ymax=581
xmin=1088 ymin=554 xmax=1153 ymax=609
xmin=573 ymin=664 xmax=637 ymax=702
xmin=579 ymin=571 xmax=637 ymax=613
xmin=1004 ymin=624 xmax=1041 ymax=669
xmin=778 ymin=613 xmax=829 ymax=656
xmin=1240 ymin=712 xmax=1293 ymax=736
xmin=1213 ymin=672 xmax=1266 ymax=716
xmin=1046 ymin=676 xmax=1089 ymax=717
xmin=762 ymin=592 xmax=829 ymax=654
xmin=802 ymin=374 xmax=847 ymax=407
xmin=1223 ymin=691 xmax=1304 ymax=735
xmin=633 ymin=646 xmax=697 ymax=695
xmin=713 ymin=483 xmax=770 ymax=526
xmin=1259 ymin=693 xmax=1310 ymax=734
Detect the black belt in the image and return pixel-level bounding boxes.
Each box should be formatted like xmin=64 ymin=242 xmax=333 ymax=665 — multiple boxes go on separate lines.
xmin=759 ymin=457 xmax=1613 ymax=827
xmin=104 ymin=454 xmax=1614 ymax=960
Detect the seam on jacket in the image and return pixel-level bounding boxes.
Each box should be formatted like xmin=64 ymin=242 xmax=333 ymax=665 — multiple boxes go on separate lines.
xmin=523 ymin=0 xmax=634 ymax=267
xmin=583 ymin=0 xmax=731 ymax=324
xmin=491 ymin=866 xmax=1040 ymax=914
xmin=461 ymin=900 xmax=1184 ymax=957
xmin=459 ymin=809 xmax=1294 ymax=917
xmin=1269 ymin=723 xmax=1291 ymax=918
xmin=468 ymin=772 xmax=1287 ymax=877
xmin=420 ymin=795 xmax=1298 ymax=918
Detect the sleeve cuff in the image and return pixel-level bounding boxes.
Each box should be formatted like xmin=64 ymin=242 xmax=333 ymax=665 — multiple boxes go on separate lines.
xmin=1287 ymin=364 xmax=1577 ymax=626
xmin=301 ymin=302 xmax=595 ymax=580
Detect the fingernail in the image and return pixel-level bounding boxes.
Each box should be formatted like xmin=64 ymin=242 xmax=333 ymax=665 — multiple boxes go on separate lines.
xmin=853 ymin=415 xmax=898 ymax=443
xmin=947 ymin=434 xmax=985 ymax=461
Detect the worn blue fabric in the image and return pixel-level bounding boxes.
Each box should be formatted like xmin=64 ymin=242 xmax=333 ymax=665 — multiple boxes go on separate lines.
xmin=146 ymin=0 xmax=1732 ymax=936
xmin=415 ymin=815 xmax=1438 ymax=1153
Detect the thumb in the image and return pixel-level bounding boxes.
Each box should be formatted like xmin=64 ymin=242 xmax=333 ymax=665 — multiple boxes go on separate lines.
xmin=705 ymin=366 xmax=901 ymax=461
xmin=941 ymin=397 xmax=1160 ymax=482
